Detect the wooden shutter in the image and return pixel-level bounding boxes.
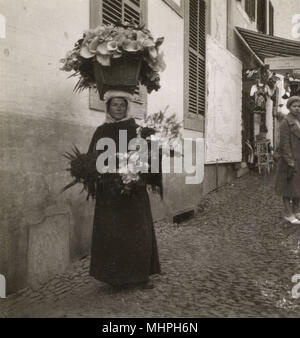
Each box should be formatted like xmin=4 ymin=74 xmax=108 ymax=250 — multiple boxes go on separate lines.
xmin=184 ymin=0 xmax=206 ymax=132
xmin=245 ymin=0 xmax=256 ymax=21
xmin=89 ymin=0 xmax=147 ymax=120
xmin=101 ymin=0 xmax=122 ymax=24
xmin=269 ymin=1 xmax=274 ymax=36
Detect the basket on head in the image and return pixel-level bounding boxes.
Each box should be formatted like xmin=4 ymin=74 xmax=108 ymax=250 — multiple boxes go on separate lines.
xmin=93 ymin=55 xmax=142 ymax=100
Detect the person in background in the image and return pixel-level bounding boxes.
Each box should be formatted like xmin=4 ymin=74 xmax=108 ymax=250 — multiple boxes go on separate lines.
xmin=275 ymin=96 xmax=300 ymax=224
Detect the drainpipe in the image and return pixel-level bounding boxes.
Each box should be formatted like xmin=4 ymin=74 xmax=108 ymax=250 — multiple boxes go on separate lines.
xmin=226 ymin=0 xmax=231 ymax=50
xmin=216 ymin=159 xmax=219 ymax=191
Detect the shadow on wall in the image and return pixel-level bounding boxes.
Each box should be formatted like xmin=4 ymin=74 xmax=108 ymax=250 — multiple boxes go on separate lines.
xmin=0 ymin=113 xmax=95 ymax=294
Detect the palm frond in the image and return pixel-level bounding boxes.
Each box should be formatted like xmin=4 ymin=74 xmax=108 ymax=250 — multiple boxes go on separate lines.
xmin=63 ymin=152 xmax=76 ymax=160
xmin=61 ymin=179 xmax=79 ymax=193
xmin=67 ymin=71 xmax=80 ymax=79
xmin=72 ymin=145 xmax=81 ymax=157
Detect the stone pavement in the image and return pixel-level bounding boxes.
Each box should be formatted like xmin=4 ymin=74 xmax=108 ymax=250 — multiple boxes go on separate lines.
xmin=1 ymin=171 xmax=300 ymax=318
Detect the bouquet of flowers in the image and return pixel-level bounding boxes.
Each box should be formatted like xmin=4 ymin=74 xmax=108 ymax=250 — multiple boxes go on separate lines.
xmin=60 ymin=20 xmax=166 ymax=94
xmin=137 ymin=110 xmax=182 ymax=146
xmin=62 ymin=112 xmax=182 ymax=200
xmin=117 ymin=111 xmax=183 ymax=197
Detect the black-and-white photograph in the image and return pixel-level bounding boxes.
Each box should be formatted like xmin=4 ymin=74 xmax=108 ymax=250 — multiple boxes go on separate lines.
xmin=1 ymin=0 xmax=300 ymax=320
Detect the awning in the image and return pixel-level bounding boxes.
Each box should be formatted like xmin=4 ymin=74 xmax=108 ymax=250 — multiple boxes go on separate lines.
xmin=234 ymin=26 xmax=300 ymax=64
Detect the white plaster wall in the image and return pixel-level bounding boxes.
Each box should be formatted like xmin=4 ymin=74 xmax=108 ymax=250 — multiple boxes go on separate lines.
xmin=210 ymin=0 xmax=228 ymax=47
xmin=172 ymin=0 xmax=181 ymax=7
xmin=147 ymin=0 xmax=203 ymax=144
xmin=147 ymin=0 xmax=184 ymax=125
xmin=206 ymin=35 xmax=243 ymax=164
xmin=272 ymin=0 xmax=300 ymax=40
xmin=0 ymin=0 xmax=102 ymax=292
xmin=0 ymin=0 xmax=105 ymax=128
xmin=147 ymin=1 xmax=204 ymax=219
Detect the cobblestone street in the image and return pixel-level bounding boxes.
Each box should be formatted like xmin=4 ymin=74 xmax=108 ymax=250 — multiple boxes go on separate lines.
xmin=1 ymin=172 xmax=300 ymax=318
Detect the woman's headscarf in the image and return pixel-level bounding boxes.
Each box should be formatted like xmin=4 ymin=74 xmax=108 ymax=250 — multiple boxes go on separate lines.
xmin=103 ymin=90 xmax=134 ymax=124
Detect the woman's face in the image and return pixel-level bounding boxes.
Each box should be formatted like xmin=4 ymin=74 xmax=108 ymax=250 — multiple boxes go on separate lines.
xmin=290 ymin=101 xmax=300 ymax=116
xmin=108 ymin=98 xmax=128 ymax=121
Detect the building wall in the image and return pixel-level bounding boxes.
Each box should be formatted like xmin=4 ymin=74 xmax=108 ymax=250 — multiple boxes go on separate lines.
xmin=206 ymin=35 xmax=243 ymax=164
xmin=227 ymin=0 xmax=260 ymax=68
xmin=267 ymin=0 xmax=300 ymax=146
xmin=209 ymin=0 xmax=228 ymax=47
xmin=0 ymin=0 xmax=237 ymax=294
xmin=272 ymin=0 xmax=300 ymax=40
xmin=147 ymin=0 xmax=184 ymax=122
xmin=147 ymin=0 xmax=236 ymax=219
xmin=147 ymin=0 xmax=206 ymax=220
xmin=0 ymin=0 xmax=105 ymax=293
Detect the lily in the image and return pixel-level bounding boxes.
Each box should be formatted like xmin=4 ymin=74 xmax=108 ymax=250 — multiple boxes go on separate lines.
xmin=148 ymin=52 xmax=166 ymax=72
xmin=80 ymin=45 xmax=95 ymax=59
xmin=96 ymin=54 xmax=111 ymax=66
xmin=122 ymin=39 xmax=142 ymax=52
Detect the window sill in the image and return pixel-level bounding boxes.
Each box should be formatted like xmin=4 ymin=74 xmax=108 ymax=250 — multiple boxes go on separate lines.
xmin=184 ymin=114 xmax=205 ymax=132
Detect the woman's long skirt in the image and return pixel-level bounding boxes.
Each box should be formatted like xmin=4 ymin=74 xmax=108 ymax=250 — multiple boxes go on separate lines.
xmin=275 ymin=157 xmax=300 ymax=198
xmin=89 ymin=185 xmax=161 ymax=285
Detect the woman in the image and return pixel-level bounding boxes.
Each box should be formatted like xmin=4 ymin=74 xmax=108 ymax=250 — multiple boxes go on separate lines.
xmin=87 ymin=90 xmax=161 ymax=289
xmin=275 ymin=96 xmax=300 ymax=224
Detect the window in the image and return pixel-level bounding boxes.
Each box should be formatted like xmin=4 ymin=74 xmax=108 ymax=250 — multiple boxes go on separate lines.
xmin=245 ymin=0 xmax=256 ymax=21
xmin=89 ymin=0 xmax=148 ymax=120
xmin=184 ymin=0 xmax=207 ymax=132
xmin=257 ymin=0 xmax=267 ymax=34
xmin=236 ymin=0 xmax=255 ymax=22
xmin=162 ymin=0 xmax=183 ymax=17
xmin=269 ymin=1 xmax=274 ymax=36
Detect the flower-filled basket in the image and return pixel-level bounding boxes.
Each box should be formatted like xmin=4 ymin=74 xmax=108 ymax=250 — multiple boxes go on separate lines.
xmin=60 ymin=20 xmax=166 ymax=99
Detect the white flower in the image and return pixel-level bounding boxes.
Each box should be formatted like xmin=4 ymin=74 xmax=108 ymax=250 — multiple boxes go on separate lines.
xmin=117 ymin=152 xmax=129 ymax=160
xmin=128 ymin=161 xmax=138 ymax=174
xmin=80 ymin=46 xmax=95 ymax=58
xmin=122 ymin=39 xmax=142 ymax=52
xmin=136 ymin=126 xmax=142 ymax=137
xmin=96 ymin=54 xmax=111 ymax=66
xmin=129 ymin=151 xmax=140 ymax=163
xmin=118 ymin=166 xmax=129 ymax=174
xmin=97 ymin=42 xmax=110 ymax=55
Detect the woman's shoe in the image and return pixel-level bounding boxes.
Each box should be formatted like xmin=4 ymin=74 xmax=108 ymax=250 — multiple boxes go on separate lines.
xmin=284 ymin=215 xmax=300 ymax=224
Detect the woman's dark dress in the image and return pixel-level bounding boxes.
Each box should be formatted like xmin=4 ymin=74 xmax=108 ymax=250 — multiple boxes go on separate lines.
xmin=87 ymin=118 xmax=161 ymax=285
xmin=275 ymin=113 xmax=300 ymax=198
